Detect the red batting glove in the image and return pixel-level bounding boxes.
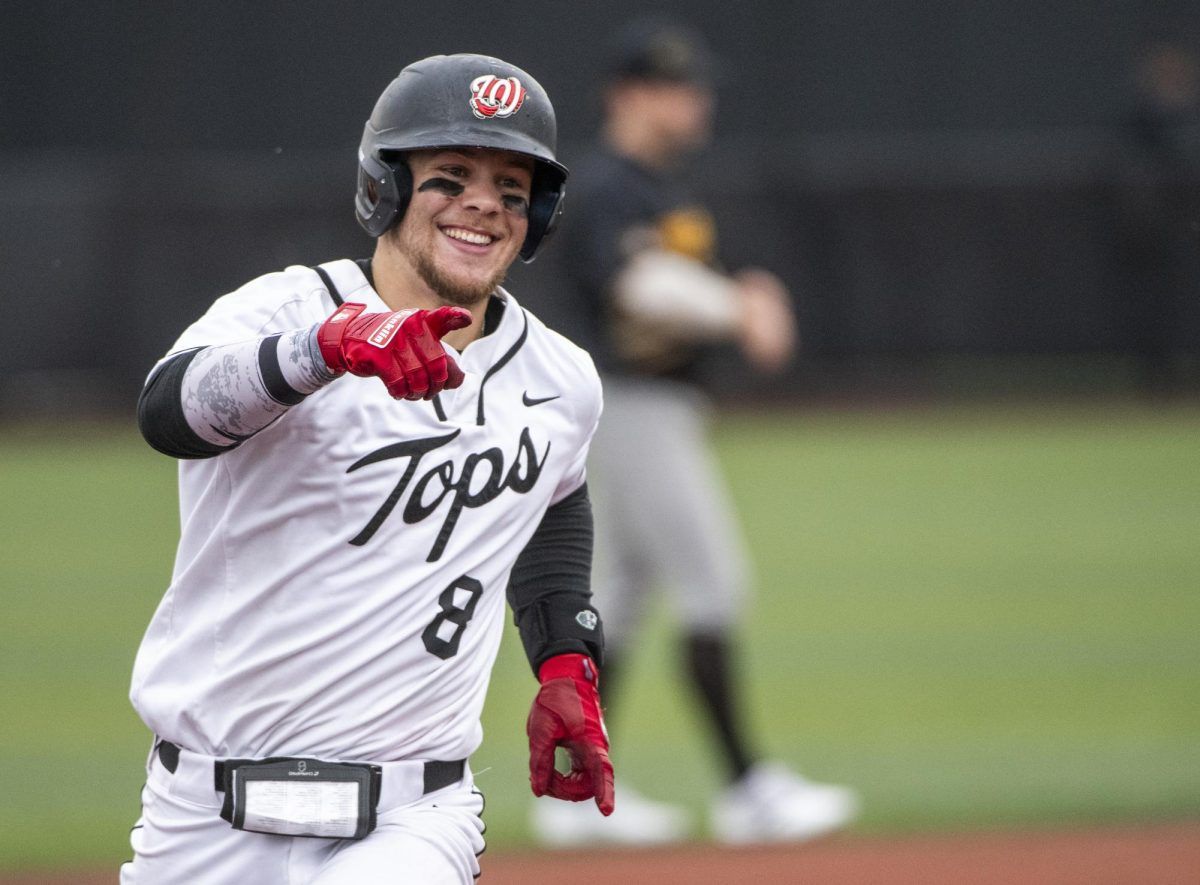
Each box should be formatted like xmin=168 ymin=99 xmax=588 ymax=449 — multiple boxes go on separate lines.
xmin=527 ymin=653 xmax=615 ymax=816
xmin=316 ymin=302 xmax=471 ymax=400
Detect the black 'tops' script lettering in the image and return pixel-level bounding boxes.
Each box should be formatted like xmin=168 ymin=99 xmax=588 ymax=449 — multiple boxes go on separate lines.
xmin=346 ymin=427 xmax=550 ymax=561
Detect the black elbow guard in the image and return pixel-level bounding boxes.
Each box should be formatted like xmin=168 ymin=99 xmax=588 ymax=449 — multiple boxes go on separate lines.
xmin=138 ymin=349 xmax=229 ymax=459
xmin=513 ymin=592 xmax=604 ymax=675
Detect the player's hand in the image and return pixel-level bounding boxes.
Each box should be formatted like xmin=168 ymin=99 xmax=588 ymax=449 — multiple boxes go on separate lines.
xmin=527 ymin=653 xmax=615 ymax=816
xmin=735 ymin=268 xmax=797 ymax=373
xmin=316 ymin=302 xmax=471 ymax=400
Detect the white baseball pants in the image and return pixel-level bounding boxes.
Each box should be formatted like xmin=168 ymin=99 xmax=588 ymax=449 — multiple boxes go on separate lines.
xmin=588 ymin=376 xmax=751 ymax=644
xmin=120 ymin=744 xmax=486 ymax=884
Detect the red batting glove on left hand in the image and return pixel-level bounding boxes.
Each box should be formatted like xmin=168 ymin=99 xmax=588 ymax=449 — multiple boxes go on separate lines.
xmin=527 ymin=653 xmax=615 ymax=816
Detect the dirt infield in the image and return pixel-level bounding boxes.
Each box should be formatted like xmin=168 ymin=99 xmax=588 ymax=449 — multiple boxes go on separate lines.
xmin=7 ymin=822 xmax=1198 ymax=884
xmin=480 ymin=822 xmax=1200 ymax=884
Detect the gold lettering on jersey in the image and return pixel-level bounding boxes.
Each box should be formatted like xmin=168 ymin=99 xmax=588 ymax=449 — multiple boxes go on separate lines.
xmin=346 ymin=427 xmax=550 ymax=561
xmin=658 ymin=207 xmax=716 ymax=263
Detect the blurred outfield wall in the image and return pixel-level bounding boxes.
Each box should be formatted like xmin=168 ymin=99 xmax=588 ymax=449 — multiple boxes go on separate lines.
xmin=2 ymin=0 xmax=1199 ymax=416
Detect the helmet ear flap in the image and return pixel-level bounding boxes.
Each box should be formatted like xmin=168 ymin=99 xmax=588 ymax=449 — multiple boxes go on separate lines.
xmin=519 ymin=168 xmax=566 ymax=263
xmin=520 ymin=188 xmax=564 ymax=263
xmin=355 ymin=152 xmax=413 ymax=237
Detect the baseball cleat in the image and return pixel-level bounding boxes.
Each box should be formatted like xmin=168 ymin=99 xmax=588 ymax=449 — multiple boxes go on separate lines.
xmin=710 ymin=762 xmax=859 ymax=844
xmin=530 ymin=785 xmax=691 ymax=847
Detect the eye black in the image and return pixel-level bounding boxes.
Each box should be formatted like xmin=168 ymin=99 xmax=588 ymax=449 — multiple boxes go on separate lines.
xmin=418 ymin=178 xmax=465 ymax=197
xmin=502 ymin=195 xmax=529 ymax=216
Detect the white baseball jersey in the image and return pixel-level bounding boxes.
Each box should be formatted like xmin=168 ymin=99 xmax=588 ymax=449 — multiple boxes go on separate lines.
xmin=130 ymin=259 xmax=602 ymax=764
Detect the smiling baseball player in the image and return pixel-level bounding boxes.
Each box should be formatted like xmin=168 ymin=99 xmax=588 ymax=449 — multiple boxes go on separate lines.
xmin=123 ymin=54 xmax=612 ymax=884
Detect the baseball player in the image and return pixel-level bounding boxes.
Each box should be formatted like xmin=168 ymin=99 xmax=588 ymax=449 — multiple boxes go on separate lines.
xmin=123 ymin=54 xmax=612 ymax=884
xmin=529 ymin=20 xmax=858 ymax=845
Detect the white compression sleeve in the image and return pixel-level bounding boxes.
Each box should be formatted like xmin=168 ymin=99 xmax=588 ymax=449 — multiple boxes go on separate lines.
xmin=180 ymin=324 xmax=337 ymax=448
xmin=612 ymin=249 xmax=741 ymax=340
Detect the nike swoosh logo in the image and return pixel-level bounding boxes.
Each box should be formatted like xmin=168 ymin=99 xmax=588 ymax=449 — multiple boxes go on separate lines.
xmin=522 ymin=392 xmax=560 ymax=407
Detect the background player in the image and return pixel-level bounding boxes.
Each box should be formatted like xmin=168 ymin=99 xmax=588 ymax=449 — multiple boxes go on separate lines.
xmin=529 ymin=20 xmax=859 ymax=846
xmin=125 ymin=54 xmax=612 ymax=884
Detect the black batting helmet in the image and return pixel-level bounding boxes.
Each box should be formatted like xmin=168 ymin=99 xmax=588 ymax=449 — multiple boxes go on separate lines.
xmin=355 ymin=54 xmax=568 ymax=262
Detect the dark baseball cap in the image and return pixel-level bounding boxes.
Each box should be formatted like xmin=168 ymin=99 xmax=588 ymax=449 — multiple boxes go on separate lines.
xmin=603 ymin=18 xmax=717 ymax=85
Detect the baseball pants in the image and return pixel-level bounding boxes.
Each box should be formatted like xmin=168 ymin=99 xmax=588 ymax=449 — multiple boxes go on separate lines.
xmin=120 ymin=743 xmax=485 ymax=885
xmin=587 ymin=376 xmax=750 ymax=645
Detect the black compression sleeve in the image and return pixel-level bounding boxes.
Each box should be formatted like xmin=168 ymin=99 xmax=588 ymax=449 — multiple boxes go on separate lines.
xmin=137 ymin=349 xmax=229 ymax=459
xmin=507 ymin=483 xmax=605 ymax=673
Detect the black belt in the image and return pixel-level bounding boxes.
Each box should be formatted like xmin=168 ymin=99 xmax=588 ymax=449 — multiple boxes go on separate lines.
xmin=156 ymin=740 xmax=465 ymax=795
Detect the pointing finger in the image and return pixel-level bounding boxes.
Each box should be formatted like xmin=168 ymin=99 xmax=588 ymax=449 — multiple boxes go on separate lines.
xmin=424 ymin=306 xmax=473 ymax=340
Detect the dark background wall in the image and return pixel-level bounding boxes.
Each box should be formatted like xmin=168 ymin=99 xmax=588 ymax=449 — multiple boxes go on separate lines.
xmin=3 ymin=0 xmax=1199 ymax=414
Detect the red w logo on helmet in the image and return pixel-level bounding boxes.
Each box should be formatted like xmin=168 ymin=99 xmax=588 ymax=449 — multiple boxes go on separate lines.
xmin=469 ymin=75 xmax=527 ymax=119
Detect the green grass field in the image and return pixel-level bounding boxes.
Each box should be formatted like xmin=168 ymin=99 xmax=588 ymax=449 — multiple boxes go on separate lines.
xmin=2 ymin=404 xmax=1198 ymax=870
